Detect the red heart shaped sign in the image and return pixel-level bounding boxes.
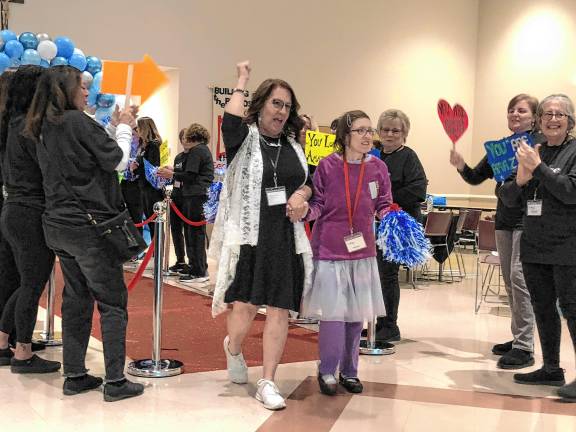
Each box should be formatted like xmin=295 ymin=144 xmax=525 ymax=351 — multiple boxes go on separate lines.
xmin=437 ymin=99 xmax=469 ymax=145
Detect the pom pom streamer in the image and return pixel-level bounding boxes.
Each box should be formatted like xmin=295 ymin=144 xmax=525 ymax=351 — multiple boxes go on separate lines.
xmin=203 ymin=181 xmax=223 ymax=224
xmin=376 ymin=204 xmax=431 ymax=268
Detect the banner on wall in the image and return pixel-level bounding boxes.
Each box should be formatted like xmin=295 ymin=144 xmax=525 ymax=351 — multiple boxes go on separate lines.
xmin=484 ymin=132 xmax=533 ymax=182
xmin=211 ymin=86 xmax=252 ymax=159
xmin=305 ymin=130 xmax=336 ymax=166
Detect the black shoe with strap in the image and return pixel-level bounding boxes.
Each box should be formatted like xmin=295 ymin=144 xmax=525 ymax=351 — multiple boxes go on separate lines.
xmin=514 ymin=367 xmax=565 ymax=386
xmin=317 ymin=373 xmax=337 ymax=396
xmin=339 ymin=374 xmax=363 ymax=394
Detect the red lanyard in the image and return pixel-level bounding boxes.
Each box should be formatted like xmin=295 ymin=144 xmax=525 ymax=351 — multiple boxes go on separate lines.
xmin=343 ymin=156 xmax=366 ymax=234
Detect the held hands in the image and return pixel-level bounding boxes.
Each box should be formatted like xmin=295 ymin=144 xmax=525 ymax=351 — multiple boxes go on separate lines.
xmin=157 ymin=165 xmax=174 ymax=179
xmin=449 ymin=149 xmax=465 ymax=171
xmin=515 ymin=142 xmax=541 ymax=186
xmin=286 ymin=192 xmax=309 ymax=223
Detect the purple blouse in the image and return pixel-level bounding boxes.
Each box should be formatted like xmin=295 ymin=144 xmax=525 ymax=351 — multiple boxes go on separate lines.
xmin=306 ymin=153 xmax=392 ymax=260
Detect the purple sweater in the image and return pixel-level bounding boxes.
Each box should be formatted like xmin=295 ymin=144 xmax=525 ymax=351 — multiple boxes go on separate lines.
xmin=306 ymin=153 xmax=392 ymax=260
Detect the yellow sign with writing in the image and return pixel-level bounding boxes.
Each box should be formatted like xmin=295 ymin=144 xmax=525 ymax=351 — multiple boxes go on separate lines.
xmin=305 ymin=131 xmax=336 ymax=166
xmin=160 ymin=140 xmax=170 ymax=166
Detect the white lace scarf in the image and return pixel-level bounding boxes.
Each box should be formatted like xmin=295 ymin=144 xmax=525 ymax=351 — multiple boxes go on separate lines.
xmin=210 ymin=123 xmax=312 ymax=317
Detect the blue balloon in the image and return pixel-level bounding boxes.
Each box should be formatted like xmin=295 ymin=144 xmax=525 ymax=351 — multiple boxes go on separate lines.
xmin=95 ymin=106 xmax=114 ymax=126
xmin=97 ymin=93 xmax=116 ymax=109
xmin=4 ymin=39 xmax=24 ymax=59
xmin=69 ymin=52 xmax=87 ymax=71
xmin=21 ymin=49 xmax=41 ymax=66
xmin=18 ymin=32 xmax=38 ymax=50
xmin=85 ymin=56 xmax=102 ymax=75
xmin=53 ymin=36 xmax=75 ymax=59
xmin=50 ymin=56 xmax=68 ymax=66
xmin=0 ymin=30 xmax=17 ymax=44
xmin=0 ymin=53 xmax=10 ymax=72
xmin=10 ymin=58 xmax=20 ymax=68
xmin=87 ymin=71 xmax=102 ymax=106
xmin=40 ymin=59 xmax=50 ymax=68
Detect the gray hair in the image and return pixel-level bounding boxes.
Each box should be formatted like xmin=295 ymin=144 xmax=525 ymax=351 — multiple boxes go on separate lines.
xmin=377 ymin=109 xmax=411 ymax=141
xmin=537 ymin=94 xmax=575 ymax=132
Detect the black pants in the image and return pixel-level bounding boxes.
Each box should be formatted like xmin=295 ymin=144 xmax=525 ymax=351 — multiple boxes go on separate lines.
xmin=183 ymin=195 xmax=208 ymax=276
xmin=376 ymin=248 xmax=400 ymax=329
xmin=121 ymin=180 xmax=143 ymax=235
xmin=44 ymin=220 xmax=128 ymax=382
xmin=0 ymin=200 xmax=20 ymax=337
xmin=170 ymin=194 xmax=186 ymax=263
xmin=0 ymin=204 xmax=55 ymax=344
xmin=141 ymin=185 xmax=164 ymax=240
xmin=522 ymin=262 xmax=576 ymax=370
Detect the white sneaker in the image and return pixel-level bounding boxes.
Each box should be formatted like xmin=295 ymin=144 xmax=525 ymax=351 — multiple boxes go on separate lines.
xmin=255 ymin=379 xmax=286 ymax=410
xmin=223 ymin=336 xmax=248 ymax=384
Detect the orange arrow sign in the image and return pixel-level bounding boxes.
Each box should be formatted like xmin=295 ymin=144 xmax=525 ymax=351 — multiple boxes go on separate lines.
xmin=101 ymin=54 xmax=168 ymax=104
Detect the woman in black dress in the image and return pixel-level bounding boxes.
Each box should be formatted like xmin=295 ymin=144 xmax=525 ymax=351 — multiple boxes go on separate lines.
xmin=211 ymin=61 xmax=312 ymax=410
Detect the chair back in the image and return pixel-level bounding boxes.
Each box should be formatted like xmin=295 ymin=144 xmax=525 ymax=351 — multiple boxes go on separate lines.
xmin=455 ymin=209 xmax=469 ymax=235
xmin=424 ymin=211 xmax=452 ymax=237
xmin=477 ymin=220 xmax=497 ymax=252
xmin=462 ymin=209 xmax=482 ymax=231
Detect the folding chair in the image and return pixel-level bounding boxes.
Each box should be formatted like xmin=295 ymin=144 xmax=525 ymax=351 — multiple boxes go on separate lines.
xmin=453 ymin=209 xmax=469 ymax=278
xmin=422 ymin=211 xmax=457 ymax=282
xmin=474 ymin=220 xmax=506 ymax=313
xmin=459 ymin=209 xmax=482 ymax=252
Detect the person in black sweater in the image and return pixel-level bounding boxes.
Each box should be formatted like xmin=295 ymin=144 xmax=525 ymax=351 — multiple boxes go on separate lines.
xmin=500 ymin=94 xmax=576 ymax=401
xmin=158 ymin=123 xmax=215 ymax=282
xmin=450 ymin=93 xmax=539 ymax=370
xmin=131 ymin=116 xmax=164 ymax=239
xmin=375 ymin=109 xmax=427 ymax=342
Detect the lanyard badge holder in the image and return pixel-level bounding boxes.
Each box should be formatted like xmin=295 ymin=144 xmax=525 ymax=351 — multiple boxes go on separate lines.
xmin=343 ymin=157 xmax=367 ymax=253
xmin=263 ymin=140 xmax=287 ymax=206
xmin=527 ymin=188 xmax=542 ymax=216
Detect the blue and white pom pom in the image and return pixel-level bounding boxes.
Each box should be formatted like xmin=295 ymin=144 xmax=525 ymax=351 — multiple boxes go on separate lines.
xmin=143 ymin=158 xmax=172 ymax=190
xmin=376 ymin=203 xmax=431 ymax=267
xmin=203 ymin=181 xmax=223 ymax=224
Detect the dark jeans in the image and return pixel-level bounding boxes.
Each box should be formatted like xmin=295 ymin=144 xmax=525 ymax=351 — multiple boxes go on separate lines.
xmin=522 ymin=262 xmax=576 ymax=370
xmin=183 ymin=195 xmax=208 ymax=276
xmin=141 ymin=185 xmax=164 ymax=239
xmin=0 ymin=204 xmax=54 ymax=343
xmin=121 ymin=180 xmax=143 ymax=236
xmin=44 ymin=219 xmax=128 ymax=382
xmin=170 ymin=194 xmax=186 ymax=263
xmin=376 ymin=248 xmax=400 ymax=329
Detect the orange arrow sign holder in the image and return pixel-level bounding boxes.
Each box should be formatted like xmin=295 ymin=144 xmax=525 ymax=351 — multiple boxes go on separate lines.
xmin=101 ymin=54 xmax=168 ymax=106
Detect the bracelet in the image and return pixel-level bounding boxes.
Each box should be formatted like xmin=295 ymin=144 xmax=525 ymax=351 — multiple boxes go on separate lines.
xmin=232 ymin=88 xmax=245 ymax=94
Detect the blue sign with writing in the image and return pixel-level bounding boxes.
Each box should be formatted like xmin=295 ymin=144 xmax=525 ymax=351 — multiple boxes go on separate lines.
xmin=484 ymin=132 xmax=533 ymax=182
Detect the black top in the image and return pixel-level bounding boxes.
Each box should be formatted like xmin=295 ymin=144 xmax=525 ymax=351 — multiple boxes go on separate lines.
xmin=1 ymin=115 xmax=44 ymax=209
xmin=173 ymin=144 xmax=214 ymax=196
xmin=380 ymin=146 xmax=427 ymax=220
xmin=171 ymin=151 xmax=186 ymax=199
xmin=135 ymin=139 xmax=160 ymax=190
xmin=499 ymin=138 xmax=576 ymax=265
xmin=37 ymin=110 xmax=125 ymax=226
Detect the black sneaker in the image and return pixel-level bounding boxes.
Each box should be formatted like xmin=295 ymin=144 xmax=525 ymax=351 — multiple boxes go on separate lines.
xmin=339 ymin=374 xmax=363 ymax=393
xmin=514 ymin=367 xmax=565 ymax=386
xmin=492 ymin=340 xmax=513 ymax=356
xmin=0 ymin=347 xmax=13 ymax=366
xmin=103 ymin=379 xmax=145 ymax=402
xmin=63 ymin=374 xmax=104 ymax=395
xmin=375 ymin=326 xmax=401 ymax=343
xmin=10 ymin=354 xmax=61 ymax=374
xmin=168 ymin=262 xmax=187 ymax=276
xmin=497 ymin=348 xmax=535 ymax=370
xmin=558 ymin=379 xmax=576 ymax=401
xmin=317 ymin=373 xmax=337 ymax=396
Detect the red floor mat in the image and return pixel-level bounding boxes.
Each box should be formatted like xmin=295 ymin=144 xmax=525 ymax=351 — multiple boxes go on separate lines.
xmin=40 ymin=264 xmax=319 ymax=373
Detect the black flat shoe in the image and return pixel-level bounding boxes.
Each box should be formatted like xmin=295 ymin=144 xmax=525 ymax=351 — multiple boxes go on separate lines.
xmin=339 ymin=374 xmax=363 ymax=394
xmin=10 ymin=354 xmax=61 ymax=374
xmin=63 ymin=374 xmax=104 ymax=395
xmin=317 ymin=373 xmax=337 ymax=396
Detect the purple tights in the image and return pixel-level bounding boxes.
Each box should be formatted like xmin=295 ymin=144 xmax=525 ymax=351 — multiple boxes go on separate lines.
xmin=318 ymin=320 xmax=363 ymax=377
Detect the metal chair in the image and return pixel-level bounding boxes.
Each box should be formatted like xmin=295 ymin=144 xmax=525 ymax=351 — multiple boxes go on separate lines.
xmin=421 ymin=211 xmax=457 ymax=282
xmin=459 ymin=209 xmax=482 ymax=252
xmin=474 ymin=220 xmax=506 ymax=313
xmin=453 ymin=209 xmax=469 ymax=277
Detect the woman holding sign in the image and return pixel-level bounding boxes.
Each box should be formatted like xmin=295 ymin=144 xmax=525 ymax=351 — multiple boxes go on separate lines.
xmin=210 ymin=61 xmax=312 ymax=410
xmin=449 ymin=93 xmax=538 ymax=370
xmin=499 ymin=94 xmax=576 ymax=401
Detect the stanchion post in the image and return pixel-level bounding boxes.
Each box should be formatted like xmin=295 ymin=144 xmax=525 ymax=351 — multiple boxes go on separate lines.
xmin=127 ymin=200 xmax=183 ymax=378
xmin=359 ymin=317 xmax=395 ymax=355
xmin=163 ymin=189 xmax=172 ymax=276
xmin=33 ymin=265 xmax=62 ymax=346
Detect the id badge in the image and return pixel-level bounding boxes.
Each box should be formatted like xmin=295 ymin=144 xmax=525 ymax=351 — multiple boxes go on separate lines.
xmin=266 ymin=186 xmax=287 ymax=206
xmin=174 ymin=180 xmax=181 ymax=188
xmin=369 ymin=181 xmax=378 ymax=199
xmin=344 ymin=232 xmax=367 ymax=253
xmin=527 ymin=199 xmax=542 ymax=216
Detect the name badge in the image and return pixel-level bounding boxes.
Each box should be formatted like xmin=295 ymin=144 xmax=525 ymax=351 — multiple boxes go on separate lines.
xmin=369 ymin=181 xmax=378 ymax=199
xmin=527 ymin=199 xmax=542 ymax=217
xmin=266 ymin=186 xmax=287 ymax=206
xmin=344 ymin=232 xmax=367 ymax=253
xmin=174 ymin=181 xmax=181 ymax=188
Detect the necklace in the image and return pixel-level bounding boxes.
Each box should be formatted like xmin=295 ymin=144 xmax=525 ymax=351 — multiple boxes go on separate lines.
xmin=260 ymin=136 xmax=281 ymax=147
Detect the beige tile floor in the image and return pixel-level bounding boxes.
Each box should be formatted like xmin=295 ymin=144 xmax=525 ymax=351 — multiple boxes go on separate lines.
xmin=3 ymin=253 xmax=576 ymax=431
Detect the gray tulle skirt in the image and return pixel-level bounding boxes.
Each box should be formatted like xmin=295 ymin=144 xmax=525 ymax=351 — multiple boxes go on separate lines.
xmin=301 ymin=257 xmax=386 ymax=322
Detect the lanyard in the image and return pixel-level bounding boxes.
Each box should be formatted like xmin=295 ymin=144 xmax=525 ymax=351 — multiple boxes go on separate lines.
xmin=343 ymin=156 xmax=366 ymax=234
xmin=261 ymin=137 xmax=282 ymax=187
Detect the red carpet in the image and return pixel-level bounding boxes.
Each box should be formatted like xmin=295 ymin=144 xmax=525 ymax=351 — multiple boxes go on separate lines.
xmin=40 ymin=264 xmax=319 ymax=374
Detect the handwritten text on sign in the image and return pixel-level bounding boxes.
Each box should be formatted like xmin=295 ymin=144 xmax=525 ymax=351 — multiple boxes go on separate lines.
xmin=484 ymin=132 xmax=533 ymax=182
xmin=305 ymin=131 xmax=336 ymax=166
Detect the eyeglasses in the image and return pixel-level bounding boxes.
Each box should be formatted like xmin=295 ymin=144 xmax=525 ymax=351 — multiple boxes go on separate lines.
xmin=380 ymin=128 xmax=403 ymax=135
xmin=270 ymin=98 xmax=292 ymax=112
xmin=350 ymin=127 xmax=376 ymax=137
xmin=542 ymin=112 xmax=568 ymax=121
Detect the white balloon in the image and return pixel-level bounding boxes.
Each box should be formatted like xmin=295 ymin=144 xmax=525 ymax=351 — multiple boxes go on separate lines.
xmin=82 ymin=71 xmax=93 ymax=88
xmin=73 ymin=47 xmax=84 ymax=57
xmin=37 ymin=40 xmax=57 ymax=61
xmin=36 ymin=33 xmax=50 ymax=42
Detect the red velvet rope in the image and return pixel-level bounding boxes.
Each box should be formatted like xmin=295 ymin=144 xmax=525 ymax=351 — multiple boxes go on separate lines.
xmin=127 ymin=239 xmax=155 ymax=292
xmin=134 ymin=213 xmax=158 ymax=228
xmin=169 ymin=201 xmax=208 ymax=226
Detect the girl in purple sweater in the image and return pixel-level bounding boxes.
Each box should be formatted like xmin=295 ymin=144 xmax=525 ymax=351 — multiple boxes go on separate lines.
xmin=302 ymin=110 xmax=392 ymax=395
